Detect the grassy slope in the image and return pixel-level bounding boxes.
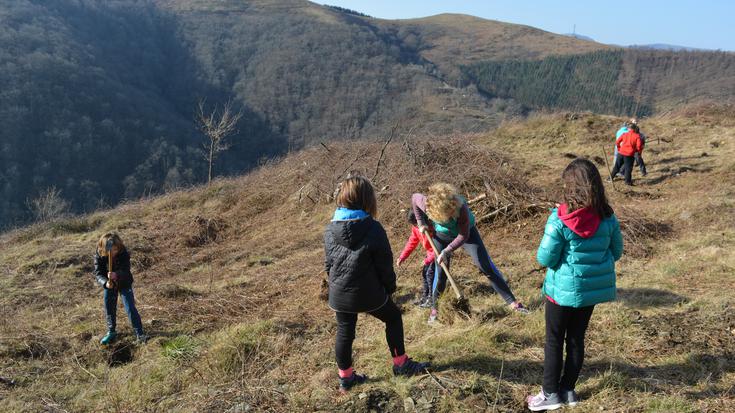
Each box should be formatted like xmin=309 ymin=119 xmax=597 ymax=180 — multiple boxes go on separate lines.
xmin=1 ymin=106 xmax=734 ymax=412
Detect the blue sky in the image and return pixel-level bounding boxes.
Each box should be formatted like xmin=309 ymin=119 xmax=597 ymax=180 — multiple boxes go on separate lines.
xmin=312 ymin=1 xmax=734 ymax=51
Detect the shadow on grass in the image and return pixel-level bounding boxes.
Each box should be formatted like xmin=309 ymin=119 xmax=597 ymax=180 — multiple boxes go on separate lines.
xmin=431 ymin=352 xmax=735 ymax=402
xmin=617 ymin=288 xmax=689 ymax=309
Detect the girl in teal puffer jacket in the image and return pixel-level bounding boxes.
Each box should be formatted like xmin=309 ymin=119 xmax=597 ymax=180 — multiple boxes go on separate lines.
xmin=527 ymin=159 xmax=623 ymax=412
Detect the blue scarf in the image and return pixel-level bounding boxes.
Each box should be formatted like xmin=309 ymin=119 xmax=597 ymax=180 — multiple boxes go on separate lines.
xmin=332 ymin=207 xmax=369 ymax=221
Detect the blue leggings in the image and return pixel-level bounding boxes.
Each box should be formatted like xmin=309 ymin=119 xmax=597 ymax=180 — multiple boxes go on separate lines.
xmin=433 ymin=226 xmax=516 ymax=304
xmin=104 ymin=287 xmax=144 ymax=335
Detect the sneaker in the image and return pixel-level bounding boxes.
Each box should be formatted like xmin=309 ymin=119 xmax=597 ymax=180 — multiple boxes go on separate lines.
xmin=100 ymin=331 xmax=117 ymax=345
xmin=338 ymin=372 xmax=367 ymax=393
xmin=428 ymin=308 xmax=438 ymax=324
xmin=136 ymin=334 xmax=148 ymax=344
xmin=560 ymin=389 xmax=579 ymax=406
xmin=393 ymin=358 xmax=430 ymax=377
xmin=510 ymin=301 xmax=530 ymax=314
xmin=413 ymin=295 xmax=428 ymax=306
xmin=527 ymin=390 xmax=562 ymax=411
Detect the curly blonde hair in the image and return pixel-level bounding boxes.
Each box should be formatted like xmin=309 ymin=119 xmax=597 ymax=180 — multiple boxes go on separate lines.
xmin=426 ymin=183 xmax=461 ymax=223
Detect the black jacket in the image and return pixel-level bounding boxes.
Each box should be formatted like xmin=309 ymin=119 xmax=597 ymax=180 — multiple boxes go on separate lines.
xmin=93 ymin=249 xmax=133 ymax=290
xmin=324 ymin=216 xmax=396 ymax=313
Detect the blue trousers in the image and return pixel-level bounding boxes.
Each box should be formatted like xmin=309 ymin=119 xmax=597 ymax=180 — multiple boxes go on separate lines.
xmin=104 ymin=287 xmax=144 ymax=335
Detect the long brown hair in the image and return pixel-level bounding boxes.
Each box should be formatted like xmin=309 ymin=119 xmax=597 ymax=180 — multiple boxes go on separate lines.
xmin=97 ymin=232 xmax=126 ymax=256
xmin=335 ymin=176 xmax=377 ymax=217
xmin=561 ymin=159 xmax=614 ymax=218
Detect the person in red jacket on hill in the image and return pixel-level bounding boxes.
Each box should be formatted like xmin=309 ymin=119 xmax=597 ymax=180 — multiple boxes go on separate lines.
xmin=396 ymin=210 xmax=443 ymax=307
xmin=609 ymin=123 xmax=643 ymax=185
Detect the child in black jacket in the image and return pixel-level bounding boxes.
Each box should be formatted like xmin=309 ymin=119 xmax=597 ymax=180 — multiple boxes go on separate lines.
xmin=324 ymin=176 xmax=429 ymax=393
xmin=93 ymin=232 xmax=146 ymax=345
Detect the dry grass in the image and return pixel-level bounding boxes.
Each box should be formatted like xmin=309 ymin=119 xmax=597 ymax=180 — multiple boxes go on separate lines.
xmin=1 ymin=107 xmax=734 ymax=412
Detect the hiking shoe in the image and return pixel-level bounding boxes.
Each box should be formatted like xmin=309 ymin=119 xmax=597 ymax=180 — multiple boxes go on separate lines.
xmin=560 ymin=389 xmax=579 ymax=406
xmin=510 ymin=301 xmax=530 ymax=314
xmin=527 ymin=390 xmax=562 ymax=411
xmin=393 ymin=358 xmax=430 ymax=377
xmin=136 ymin=334 xmax=148 ymax=344
xmin=419 ymin=297 xmax=432 ymax=308
xmin=413 ymin=295 xmax=428 ymax=306
xmin=100 ymin=331 xmax=117 ymax=345
xmin=338 ymin=372 xmax=367 ymax=393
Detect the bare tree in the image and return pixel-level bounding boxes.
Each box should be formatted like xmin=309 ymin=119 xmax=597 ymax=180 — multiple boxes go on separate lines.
xmin=28 ymin=186 xmax=69 ymax=222
xmin=195 ymin=99 xmax=243 ymax=184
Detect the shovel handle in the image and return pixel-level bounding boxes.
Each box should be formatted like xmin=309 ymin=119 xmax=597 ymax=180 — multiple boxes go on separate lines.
xmin=422 ymin=229 xmax=463 ymax=300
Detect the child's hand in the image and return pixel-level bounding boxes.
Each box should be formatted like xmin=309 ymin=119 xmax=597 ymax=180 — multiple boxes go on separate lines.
xmin=396 ymin=258 xmax=404 ymax=267
xmin=418 ymin=225 xmax=429 ymax=234
xmin=105 ymin=280 xmax=115 ymax=289
xmin=108 ymin=272 xmax=118 ymax=281
xmin=437 ymin=250 xmax=449 ymax=265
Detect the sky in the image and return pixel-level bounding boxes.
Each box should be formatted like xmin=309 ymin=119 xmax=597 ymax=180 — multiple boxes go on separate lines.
xmin=311 ymin=0 xmax=734 ymax=51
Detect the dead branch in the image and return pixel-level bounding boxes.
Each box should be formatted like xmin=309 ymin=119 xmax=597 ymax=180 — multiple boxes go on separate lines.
xmin=477 ymin=204 xmax=514 ymax=223
xmin=372 ymin=123 xmax=398 ymax=182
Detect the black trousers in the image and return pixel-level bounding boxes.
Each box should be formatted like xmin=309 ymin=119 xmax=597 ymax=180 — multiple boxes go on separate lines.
xmin=634 ymin=152 xmax=647 ymax=174
xmin=610 ymin=154 xmax=634 ymax=185
xmin=543 ymin=299 xmax=595 ymax=394
xmin=335 ymin=299 xmax=404 ymax=370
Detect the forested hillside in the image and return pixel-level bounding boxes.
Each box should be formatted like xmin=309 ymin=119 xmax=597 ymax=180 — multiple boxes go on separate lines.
xmin=1 ymin=0 xmax=733 ymax=229
xmin=462 ymin=49 xmax=735 ymax=116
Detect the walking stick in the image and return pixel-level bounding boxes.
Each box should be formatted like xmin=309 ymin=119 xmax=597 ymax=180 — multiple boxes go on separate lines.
xmin=422 ymin=230 xmax=463 ymax=300
xmin=602 ymin=146 xmax=617 ymax=192
xmin=105 ymin=238 xmax=116 ymax=289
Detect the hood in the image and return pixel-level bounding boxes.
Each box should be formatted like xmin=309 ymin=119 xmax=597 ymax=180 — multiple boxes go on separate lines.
xmin=557 ymin=204 xmax=601 ymax=238
xmin=329 ymin=208 xmax=372 ymax=248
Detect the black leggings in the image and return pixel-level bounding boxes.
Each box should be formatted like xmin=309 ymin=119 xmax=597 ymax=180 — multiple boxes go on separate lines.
xmin=611 ymin=154 xmax=635 ymax=185
xmin=543 ymin=299 xmax=595 ymax=394
xmin=434 ymin=226 xmax=516 ymax=304
xmin=335 ymin=299 xmax=405 ymax=370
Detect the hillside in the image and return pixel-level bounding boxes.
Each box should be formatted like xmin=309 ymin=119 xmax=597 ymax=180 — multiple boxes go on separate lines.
xmin=1 ymin=105 xmax=734 ymax=411
xmin=3 ymin=0 xmax=734 ymax=231
xmin=462 ymin=49 xmax=735 ymax=116
xmin=372 ymin=13 xmax=607 ymax=80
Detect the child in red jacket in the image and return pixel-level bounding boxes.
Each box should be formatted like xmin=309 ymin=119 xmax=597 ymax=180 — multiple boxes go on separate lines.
xmin=610 ymin=123 xmax=644 ymax=185
xmin=396 ymin=210 xmax=445 ymax=307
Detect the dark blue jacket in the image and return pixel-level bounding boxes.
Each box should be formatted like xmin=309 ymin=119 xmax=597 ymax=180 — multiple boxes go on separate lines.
xmin=93 ymin=249 xmax=133 ymax=290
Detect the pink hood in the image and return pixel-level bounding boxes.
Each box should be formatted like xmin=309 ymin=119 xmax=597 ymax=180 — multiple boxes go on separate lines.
xmin=557 ymin=204 xmax=601 ymax=239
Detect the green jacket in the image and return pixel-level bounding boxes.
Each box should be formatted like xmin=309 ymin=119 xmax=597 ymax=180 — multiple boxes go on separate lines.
xmin=537 ymin=209 xmax=623 ymax=308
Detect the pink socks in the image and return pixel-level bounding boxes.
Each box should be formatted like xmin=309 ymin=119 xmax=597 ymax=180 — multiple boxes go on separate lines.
xmin=392 ymin=354 xmax=408 ymax=367
xmin=338 ymin=367 xmax=354 ymax=378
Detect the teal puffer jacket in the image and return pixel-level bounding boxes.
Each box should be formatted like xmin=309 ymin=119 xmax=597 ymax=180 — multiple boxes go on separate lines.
xmin=537 ymin=209 xmax=623 ymax=308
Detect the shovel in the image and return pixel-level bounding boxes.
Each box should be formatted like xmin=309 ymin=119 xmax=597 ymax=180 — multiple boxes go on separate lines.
xmin=423 ymin=231 xmax=463 ymax=300
xmin=422 ymin=230 xmax=471 ymax=322
xmin=105 ymin=238 xmax=116 ymax=289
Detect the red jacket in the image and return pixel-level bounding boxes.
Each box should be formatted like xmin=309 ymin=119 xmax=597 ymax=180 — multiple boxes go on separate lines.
xmin=615 ymin=130 xmax=643 ymax=157
xmin=398 ymin=226 xmax=435 ymax=266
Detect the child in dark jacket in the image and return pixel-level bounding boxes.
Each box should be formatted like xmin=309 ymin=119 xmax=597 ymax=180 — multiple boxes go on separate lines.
xmin=324 ymin=176 xmax=429 ymax=393
xmin=93 ymin=232 xmax=146 ymax=345
xmin=527 ymin=159 xmax=623 ymax=411
xmin=396 ymin=210 xmax=444 ymax=307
